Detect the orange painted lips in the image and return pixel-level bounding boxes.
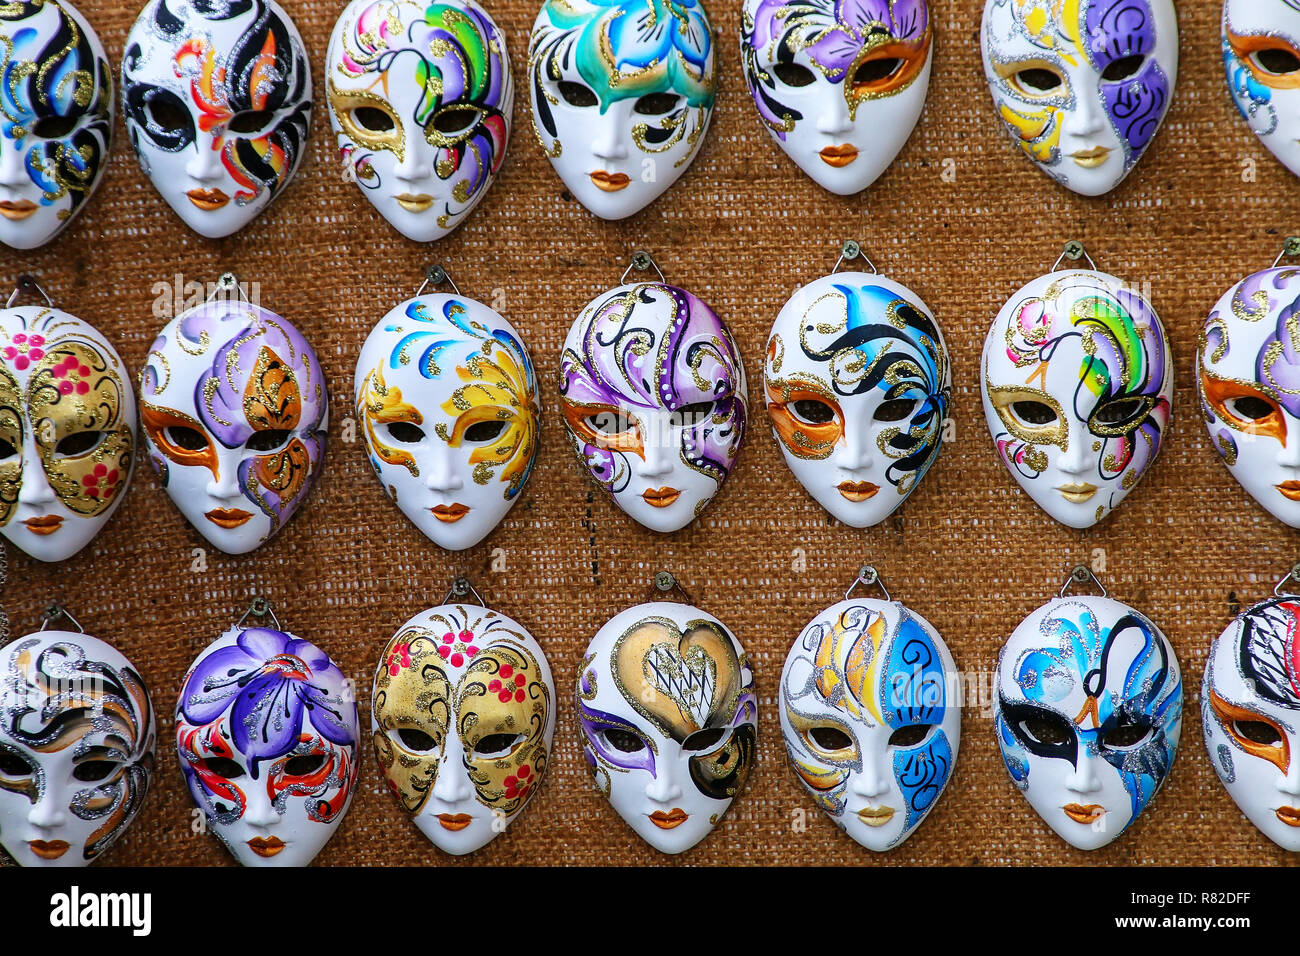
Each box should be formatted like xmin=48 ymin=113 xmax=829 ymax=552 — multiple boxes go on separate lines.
xmin=649 ymin=809 xmax=688 ymax=829
xmin=187 ymin=188 xmax=230 ymax=211
xmin=438 ymin=813 xmax=472 ymax=831
xmin=642 ymin=487 xmax=681 ymax=508
xmin=1063 ymin=803 xmax=1105 ymax=824
xmin=432 ymin=503 xmax=470 ymax=523
xmin=247 ymin=837 xmax=285 ymax=858
xmin=590 ymin=170 xmax=630 ymax=192
xmin=23 ymin=515 xmax=63 ymax=536
xmin=0 ymin=199 xmax=38 ymax=221
xmin=206 ymin=508 xmax=253 ymax=529
xmin=819 ymin=144 xmax=859 ymax=167
xmin=1276 ymin=806 xmax=1300 ymax=827
xmin=837 ymin=481 xmax=879 ymax=502
xmin=28 ymin=839 xmax=70 ymax=860
xmin=1278 ymin=481 xmax=1300 ymax=501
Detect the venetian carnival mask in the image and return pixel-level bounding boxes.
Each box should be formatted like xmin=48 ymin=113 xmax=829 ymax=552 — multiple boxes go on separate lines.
xmin=740 ymin=0 xmax=931 ymax=195
xmin=1200 ymin=265 xmax=1300 ymax=526
xmin=559 ymin=275 xmax=746 ymax=533
xmin=577 ymin=598 xmax=757 ymax=854
xmin=1224 ymin=0 xmax=1300 ymax=179
xmin=780 ymin=578 xmax=959 ymax=850
xmin=176 ymin=619 xmax=359 ymax=867
xmin=765 ymin=269 xmax=949 ymax=526
xmin=326 ymin=0 xmax=512 ymax=242
xmin=372 ymin=596 xmax=555 ymax=854
xmin=121 ymin=0 xmax=313 ymax=238
xmin=139 ymin=293 xmax=328 ymax=555
xmin=0 ymin=1 xmax=112 ymax=250
xmin=980 ymin=0 xmax=1178 ymax=197
xmin=0 ymin=622 xmax=155 ymax=867
xmin=0 ymin=301 xmax=136 ymax=563
xmin=1203 ymin=581 xmax=1300 ymax=851
xmin=355 ymin=290 xmax=540 ymax=551
xmin=994 ymin=575 xmax=1182 ymax=850
xmin=980 ymin=266 xmax=1172 ymax=529
xmin=528 ymin=0 xmax=716 ymax=220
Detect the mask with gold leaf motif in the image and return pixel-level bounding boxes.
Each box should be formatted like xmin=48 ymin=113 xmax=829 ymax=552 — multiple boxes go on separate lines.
xmin=138 ymin=295 xmax=327 ymax=554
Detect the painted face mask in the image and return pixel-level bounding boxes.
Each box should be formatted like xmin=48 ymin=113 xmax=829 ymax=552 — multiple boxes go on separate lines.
xmin=326 ymin=0 xmax=512 ymax=242
xmin=176 ymin=618 xmax=359 ymax=867
xmin=139 ymin=294 xmax=328 ymax=555
xmin=980 ymin=0 xmax=1178 ymax=197
xmin=1199 ymin=264 xmax=1300 ymax=527
xmin=765 ymin=269 xmax=949 ymax=527
xmin=0 ymin=623 xmax=155 ymax=867
xmin=528 ymin=0 xmax=716 ymax=220
xmin=0 ymin=1 xmax=112 ymax=250
xmin=994 ymin=573 xmax=1182 ymax=850
xmin=577 ymin=596 xmax=757 ymax=854
xmin=781 ymin=570 xmax=959 ymax=850
xmin=121 ymin=0 xmax=312 ymax=239
xmin=981 ymin=266 xmax=1172 ymax=529
xmin=559 ymin=274 xmax=746 ymax=533
xmin=372 ymin=594 xmax=555 ymax=854
xmin=0 ymin=302 xmax=136 ymax=563
xmin=355 ymin=290 xmax=540 ymax=551
xmin=1224 ymin=0 xmax=1300 ymax=179
xmin=1203 ymin=577 xmax=1300 ymax=851
xmin=740 ymin=0 xmax=931 ymax=195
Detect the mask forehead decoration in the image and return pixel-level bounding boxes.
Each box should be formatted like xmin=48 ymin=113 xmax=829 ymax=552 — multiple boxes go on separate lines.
xmin=981 ymin=252 xmax=1172 ymax=529
xmin=576 ymin=581 xmax=757 ymax=854
xmin=1223 ymin=0 xmax=1300 ymax=179
xmin=355 ymin=277 xmax=540 ymax=551
xmin=139 ymin=285 xmax=328 ymax=555
xmin=121 ymin=0 xmax=313 ymax=238
xmin=559 ymin=258 xmax=747 ymax=533
xmin=1199 ymin=257 xmax=1300 ymax=527
xmin=0 ymin=614 xmax=155 ymax=868
xmin=994 ymin=568 xmax=1182 ymax=850
xmin=981 ymin=0 xmax=1177 ymax=196
xmin=372 ymin=580 xmax=555 ymax=855
xmin=1203 ymin=568 xmax=1300 ymax=850
xmin=528 ymin=0 xmax=716 ymax=219
xmin=326 ymin=0 xmax=512 ymax=242
xmin=765 ymin=256 xmax=949 ymax=527
xmin=780 ymin=567 xmax=959 ymax=850
xmin=0 ymin=294 xmax=137 ymax=564
xmin=740 ymin=0 xmax=931 ymax=194
xmin=0 ymin=1 xmax=112 ymax=250
xmin=175 ymin=605 xmax=359 ymax=867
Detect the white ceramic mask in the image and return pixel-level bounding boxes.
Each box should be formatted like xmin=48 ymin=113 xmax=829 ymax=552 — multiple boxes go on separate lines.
xmin=781 ymin=591 xmax=959 ymax=850
xmin=577 ymin=599 xmax=757 ymax=854
xmin=355 ymin=293 xmax=540 ymax=551
xmin=740 ymin=0 xmax=931 ymax=195
xmin=765 ymin=271 xmax=949 ymax=526
xmin=121 ymin=0 xmax=312 ymax=238
xmin=1203 ymin=590 xmax=1300 ymax=850
xmin=0 ymin=304 xmax=136 ymax=563
xmin=1199 ymin=266 xmax=1300 ymax=526
xmin=0 ymin=1 xmax=112 ymax=250
xmin=139 ymin=297 xmax=328 ymax=555
xmin=981 ymin=268 xmax=1172 ymax=529
xmin=326 ymin=0 xmax=512 ymax=242
xmin=372 ymin=600 xmax=555 ymax=855
xmin=994 ymin=589 xmax=1182 ymax=850
xmin=1224 ymin=0 xmax=1300 ymax=179
xmin=527 ymin=0 xmax=716 ymax=219
xmin=0 ymin=627 xmax=155 ymax=867
xmin=176 ymin=623 xmax=359 ymax=867
xmin=559 ymin=280 xmax=747 ymax=533
xmin=981 ymin=0 xmax=1178 ymax=196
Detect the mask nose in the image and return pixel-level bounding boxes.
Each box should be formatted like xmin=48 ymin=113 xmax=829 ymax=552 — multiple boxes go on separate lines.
xmin=393 ymin=137 xmax=433 ymax=183
xmin=1276 ymin=420 xmax=1300 ymax=469
xmin=1276 ymin=751 xmax=1300 ymax=797
xmin=591 ymin=107 xmax=630 ymax=162
xmin=643 ymin=763 xmax=683 ymax=804
xmin=424 ymin=448 xmax=465 ymax=492
xmin=816 ymin=95 xmax=854 ymax=136
xmin=1065 ymin=748 xmax=1103 ymax=795
xmin=17 ymin=452 xmax=57 ymax=505
xmin=850 ymin=750 xmax=891 ymax=799
xmin=0 ymin=138 xmax=27 ymax=188
xmin=185 ymin=133 xmax=225 ymax=182
xmin=27 ymin=794 xmax=68 ymax=830
xmin=1056 ymin=425 xmax=1093 ymax=477
xmin=242 ymin=784 xmax=280 ymax=829
xmin=835 ymin=421 xmax=873 ymax=473
xmin=204 ymin=455 xmax=241 ymax=500
xmin=431 ymin=743 xmax=473 ymax=804
xmin=635 ymin=414 xmax=675 ymax=479
xmin=1068 ymin=80 xmax=1107 ymax=137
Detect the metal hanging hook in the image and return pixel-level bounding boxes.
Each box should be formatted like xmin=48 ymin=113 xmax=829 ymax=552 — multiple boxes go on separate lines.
xmin=1052 ymin=240 xmax=1097 ymax=273
xmin=621 ymin=250 xmax=667 ymax=284
xmin=1058 ymin=564 xmax=1107 ymax=599
xmin=844 ymin=565 xmax=891 ymax=602
xmin=442 ymin=575 xmax=485 ymax=606
xmin=236 ymin=595 xmax=281 ymax=630
xmin=1273 ymin=237 xmax=1300 ymax=269
xmin=416 ymin=264 xmax=461 ymax=297
xmin=831 ymin=239 xmax=878 ymax=276
xmin=39 ymin=603 xmax=84 ymax=633
xmin=648 ymin=570 xmax=694 ymax=604
xmin=205 ymin=272 xmax=251 ymax=304
xmin=1274 ymin=563 xmax=1300 ymax=597
xmin=5 ymin=274 xmax=54 ymax=310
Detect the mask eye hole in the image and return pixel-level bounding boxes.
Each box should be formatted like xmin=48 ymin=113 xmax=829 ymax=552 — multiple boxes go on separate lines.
xmin=395 ymin=727 xmax=439 ymax=753
xmin=195 ymin=757 xmax=245 ymax=779
xmin=1254 ymin=47 xmax=1300 ymax=75
xmin=1100 ymin=54 xmax=1146 ymax=82
xmin=31 ymin=114 xmax=78 ymax=139
xmin=146 ymin=95 xmax=191 ymax=131
xmin=1020 ymin=715 xmax=1072 ymax=746
xmin=433 ymin=106 xmax=480 ymax=135
xmin=1094 ymin=396 xmax=1146 ymax=426
xmin=586 ymin=410 xmax=635 ymax=435
xmin=670 ymin=401 xmax=714 ymax=428
xmin=283 ymin=754 xmax=328 ymax=777
xmin=852 ymin=57 xmax=903 ymax=87
xmin=54 ymin=430 xmax=104 ymax=457
xmin=772 ymin=62 xmax=816 ymax=87
xmin=0 ymin=751 xmax=34 ymax=777
xmin=600 ymin=728 xmax=645 ymax=753
xmin=633 ymin=92 xmax=681 ymax=115
xmin=166 ymin=425 xmax=209 ymax=451
xmin=874 ymin=398 xmax=918 ymax=423
xmin=351 ymin=106 xmax=396 ymax=133
xmin=683 ymin=727 xmax=727 ymax=752
xmin=558 ymin=81 xmax=598 ymax=108
xmin=227 ymin=110 xmax=275 ymax=135
xmin=463 ymin=419 xmax=507 ymax=444
xmin=1234 ymin=719 xmax=1283 ymax=747
xmin=790 ymin=398 xmax=835 ymax=425
xmin=0 ymin=438 xmax=16 ymax=460
xmin=807 ymin=725 xmax=853 ymax=751
xmin=72 ymin=760 xmax=119 ymax=783
xmin=1010 ymin=400 xmax=1057 ymax=427
xmin=246 ymin=429 xmax=293 ymax=453
xmin=1014 ymin=67 xmax=1064 ymax=95
xmin=1226 ymin=395 xmax=1275 ymax=422
xmin=384 ymin=422 xmax=426 ymax=444
xmin=474 ymin=732 xmax=524 ymax=759
xmin=1100 ymin=722 xmax=1151 ymax=750
xmin=887 ymin=724 xmax=932 ymax=748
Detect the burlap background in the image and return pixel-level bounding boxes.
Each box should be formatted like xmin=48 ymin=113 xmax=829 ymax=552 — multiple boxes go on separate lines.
xmin=3 ymin=0 xmax=1295 ymax=866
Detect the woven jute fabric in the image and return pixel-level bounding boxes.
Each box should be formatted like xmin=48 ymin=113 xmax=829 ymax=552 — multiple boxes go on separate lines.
xmin=3 ymin=0 xmax=1292 ymax=867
